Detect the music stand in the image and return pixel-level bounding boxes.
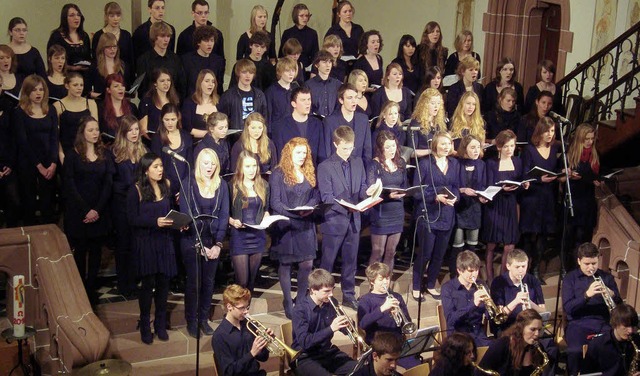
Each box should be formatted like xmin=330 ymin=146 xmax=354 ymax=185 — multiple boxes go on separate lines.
xmin=348 ymin=348 xmax=373 ymax=376
xmin=400 ymin=325 xmax=440 ymax=361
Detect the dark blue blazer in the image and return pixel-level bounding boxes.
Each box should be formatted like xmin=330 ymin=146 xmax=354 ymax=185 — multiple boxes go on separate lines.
xmin=323 ymin=110 xmax=372 ymax=163
xmin=273 ymin=115 xmax=324 ymax=166
xmin=317 ymin=153 xmax=368 ymax=235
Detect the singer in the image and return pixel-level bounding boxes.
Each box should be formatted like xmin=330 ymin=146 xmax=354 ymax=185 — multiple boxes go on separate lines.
xmin=371 ymin=101 xmax=407 ymax=149
xmin=179 ymin=148 xmax=229 ymax=338
xmin=151 ymin=103 xmax=193 ymax=195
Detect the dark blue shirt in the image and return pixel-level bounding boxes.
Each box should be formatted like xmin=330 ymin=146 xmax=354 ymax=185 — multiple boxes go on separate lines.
xmin=490 ymin=272 xmax=545 ymax=329
xmin=583 ymin=330 xmax=640 ymax=376
xmin=305 ymin=75 xmax=341 ymax=117
xmin=357 ymin=291 xmax=410 ymax=344
xmin=292 ymin=294 xmax=337 ymax=353
xmin=441 ymin=277 xmax=486 ymax=337
xmin=562 ymin=268 xmax=620 ymax=322
xmin=212 ymin=317 xmax=269 ymax=376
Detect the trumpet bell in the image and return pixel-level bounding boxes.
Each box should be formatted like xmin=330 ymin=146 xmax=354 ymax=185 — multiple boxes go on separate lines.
xmin=402 ymin=322 xmax=417 ymax=335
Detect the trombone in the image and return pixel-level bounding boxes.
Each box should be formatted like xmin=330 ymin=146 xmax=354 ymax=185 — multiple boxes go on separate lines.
xmin=382 ymin=282 xmax=417 ymax=336
xmin=328 ymin=297 xmax=370 ymax=352
xmin=245 ymin=314 xmax=300 ymax=361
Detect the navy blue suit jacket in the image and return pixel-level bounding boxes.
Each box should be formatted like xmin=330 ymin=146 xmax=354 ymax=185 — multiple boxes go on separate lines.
xmin=317 ymin=154 xmax=368 ymax=235
xmin=273 ymin=115 xmax=324 ymax=166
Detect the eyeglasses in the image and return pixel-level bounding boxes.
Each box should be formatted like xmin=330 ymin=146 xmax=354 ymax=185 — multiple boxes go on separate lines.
xmin=195 ymin=11 xmax=210 ymax=16
xmin=12 ymin=28 xmax=28 ymax=33
xmin=106 ymin=46 xmax=118 ymax=50
xmin=233 ymin=304 xmax=250 ymax=311
xmin=299 ymin=13 xmax=312 ymax=18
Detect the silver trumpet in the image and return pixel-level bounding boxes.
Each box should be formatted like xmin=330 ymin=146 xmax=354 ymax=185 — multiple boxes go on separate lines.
xmin=592 ymin=273 xmax=617 ymax=312
xmin=519 ymin=275 xmax=531 ymax=310
xmin=382 ymin=283 xmax=417 ymax=336
xmin=328 ymin=297 xmax=370 ymax=352
xmin=245 ymin=314 xmax=300 ymax=361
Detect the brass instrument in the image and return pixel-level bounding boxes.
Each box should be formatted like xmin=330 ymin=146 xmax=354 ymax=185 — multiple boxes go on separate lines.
xmin=629 ymin=337 xmax=640 ymax=376
xmin=592 ymin=273 xmax=617 ymax=312
xmin=245 ymin=314 xmax=300 ymax=361
xmin=328 ymin=297 xmax=370 ymax=352
xmin=530 ymin=342 xmax=549 ymax=376
xmin=471 ymin=361 xmax=499 ymax=376
xmin=519 ymin=275 xmax=532 ymax=310
xmin=473 ymin=277 xmax=508 ymax=325
xmin=382 ymin=283 xmax=417 ymax=335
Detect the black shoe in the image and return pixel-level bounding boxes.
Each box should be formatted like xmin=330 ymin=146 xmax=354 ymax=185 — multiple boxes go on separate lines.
xmin=426 ymin=288 xmax=441 ymax=299
xmin=342 ymin=299 xmax=358 ymax=311
xmin=138 ymin=319 xmax=153 ymax=345
xmin=187 ymin=322 xmax=200 ymax=338
xmin=412 ymin=291 xmax=426 ymax=302
xmin=200 ymin=321 xmax=214 ymax=336
xmin=154 ymin=322 xmax=169 ymax=341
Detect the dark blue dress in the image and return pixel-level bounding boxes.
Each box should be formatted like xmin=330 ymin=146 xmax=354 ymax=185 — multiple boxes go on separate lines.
xmin=269 ymin=168 xmax=320 ymax=263
xmin=126 ymin=187 xmax=178 ymax=278
xmin=150 ymin=129 xmax=193 ymax=196
xmin=352 ymin=55 xmax=383 ymax=86
xmin=57 ymin=100 xmax=91 ymax=153
xmin=456 ymin=158 xmax=486 ymax=229
xmin=367 ymin=159 xmax=407 ymax=235
xmin=569 ymin=159 xmax=598 ymax=229
xmin=481 ymin=156 xmax=523 ymax=244
xmin=193 ymin=134 xmax=231 ymax=176
xmin=520 ymin=144 xmax=559 ymax=234
xmin=370 ymin=87 xmax=414 ymax=121
xmin=139 ymin=97 xmax=163 ymax=133
xmin=230 ymin=196 xmax=267 ymax=256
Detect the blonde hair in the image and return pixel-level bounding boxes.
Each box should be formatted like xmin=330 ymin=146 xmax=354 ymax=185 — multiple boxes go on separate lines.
xmin=347 ymin=69 xmax=368 ymax=91
xmin=450 ymin=91 xmax=485 ymax=141
xmin=430 ymin=131 xmax=453 ymax=155
xmin=568 ymin=123 xmax=599 ymax=170
xmin=239 ymin=112 xmax=271 ymax=163
xmin=112 ymin=114 xmax=147 ymax=163
xmin=411 ymin=88 xmax=445 ymax=135
xmin=195 ymin=148 xmax=221 ymax=196
xmin=453 ymin=30 xmax=473 ymax=53
xmin=322 ymin=34 xmax=343 ymax=58
xmin=278 ymin=137 xmax=316 ymax=187
xmin=249 ymin=5 xmax=268 ymax=34
xmin=232 ymin=150 xmax=268 ymax=208
xmin=376 ymin=101 xmax=401 ymax=128
xmin=96 ymin=32 xmax=125 ymax=78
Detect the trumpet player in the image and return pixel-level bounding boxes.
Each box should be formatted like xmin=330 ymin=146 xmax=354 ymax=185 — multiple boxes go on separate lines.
xmin=441 ymin=251 xmax=493 ymax=346
xmin=583 ymin=304 xmax=640 ymax=376
xmin=212 ymin=284 xmax=271 ymax=376
xmin=291 ymin=268 xmax=357 ymax=376
xmin=490 ymin=250 xmax=546 ymax=334
xmin=562 ymin=242 xmax=622 ymax=376
xmin=358 ymin=263 xmax=412 ymax=344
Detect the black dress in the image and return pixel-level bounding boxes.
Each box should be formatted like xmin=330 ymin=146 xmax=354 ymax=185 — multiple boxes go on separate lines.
xmin=352 ymin=55 xmax=383 ymax=86
xmin=456 ymin=158 xmax=486 ymax=230
xmin=481 ymin=157 xmax=523 ymax=244
xmin=367 ymin=159 xmax=407 ymax=235
xmin=15 ymin=47 xmax=46 ymax=78
xmin=57 ymin=99 xmax=92 ymax=153
xmin=46 ymin=77 xmax=67 ymax=101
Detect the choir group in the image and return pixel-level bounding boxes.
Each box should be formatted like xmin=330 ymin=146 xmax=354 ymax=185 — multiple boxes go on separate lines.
xmin=0 ymin=1 xmax=635 ymax=376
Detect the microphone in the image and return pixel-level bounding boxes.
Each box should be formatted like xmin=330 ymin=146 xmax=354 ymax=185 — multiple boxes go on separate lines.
xmin=548 ymin=111 xmax=571 ymax=123
xmin=401 ymin=125 xmax=422 ymax=132
xmin=162 ymin=146 xmax=187 ymax=163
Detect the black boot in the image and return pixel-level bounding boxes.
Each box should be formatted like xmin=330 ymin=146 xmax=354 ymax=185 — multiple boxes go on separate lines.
xmin=139 ymin=315 xmax=153 ymax=344
xmin=154 ymin=311 xmax=169 ymax=341
xmin=187 ymin=321 xmax=200 ymax=338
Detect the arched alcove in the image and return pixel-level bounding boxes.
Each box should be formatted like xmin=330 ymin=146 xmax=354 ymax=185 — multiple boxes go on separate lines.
xmin=615 ymin=260 xmax=630 ymax=301
xmin=482 ymin=0 xmax=573 ymax=87
xmin=598 ymin=237 xmax=612 ymax=270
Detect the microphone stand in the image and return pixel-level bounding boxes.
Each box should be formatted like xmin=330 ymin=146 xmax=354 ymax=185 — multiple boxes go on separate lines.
xmin=407 ymin=127 xmax=431 ymax=328
xmin=170 ymin=158 xmax=205 ymax=376
xmin=552 ymin=119 xmax=574 ymax=341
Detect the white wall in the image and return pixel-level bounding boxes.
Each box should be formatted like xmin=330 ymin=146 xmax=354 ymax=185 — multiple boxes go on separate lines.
xmin=0 ymin=0 xmax=633 ymax=85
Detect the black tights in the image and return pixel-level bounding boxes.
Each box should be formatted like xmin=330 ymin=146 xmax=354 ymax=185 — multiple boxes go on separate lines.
xmin=522 ymin=233 xmax=546 ymax=271
xmin=70 ymin=237 xmax=103 ymax=302
xmin=278 ymin=260 xmax=313 ymax=304
xmin=369 ymin=233 xmax=401 ymax=271
xmin=139 ymin=273 xmax=170 ymax=328
xmin=232 ymin=253 xmax=263 ymax=291
xmin=485 ymin=243 xmax=514 ymax=282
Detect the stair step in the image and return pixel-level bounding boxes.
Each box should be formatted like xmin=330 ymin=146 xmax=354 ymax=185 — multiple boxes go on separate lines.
xmin=598 ymin=119 xmax=617 ymax=129
xmin=615 ymin=108 xmax=636 ymax=119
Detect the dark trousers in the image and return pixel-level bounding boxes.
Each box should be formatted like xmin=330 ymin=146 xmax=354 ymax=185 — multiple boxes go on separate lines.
xmin=293 ymin=347 xmax=357 ymax=376
xmin=413 ymin=224 xmax=453 ymax=291
xmin=0 ymin=172 xmax=20 ymax=227
xmin=20 ymin=167 xmax=56 ymax=225
xmin=139 ymin=273 xmax=170 ymax=330
xmin=70 ymin=236 xmax=103 ymax=302
xmin=181 ymin=244 xmax=217 ymax=324
xmin=320 ymin=228 xmax=359 ymax=299
xmin=565 ymin=320 xmax=610 ymax=376
xmin=112 ymin=196 xmax=137 ymax=295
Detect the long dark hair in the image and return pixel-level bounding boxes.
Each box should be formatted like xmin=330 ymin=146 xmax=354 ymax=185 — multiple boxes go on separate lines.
xmin=374 ymin=130 xmax=404 ymax=171
xmin=503 ymin=309 xmax=544 ymax=371
xmin=103 ymin=73 xmax=132 ymax=130
xmin=396 ymin=34 xmax=418 ymax=67
xmin=158 ymin=103 xmax=183 ymax=146
xmin=74 ymin=116 xmax=105 ymax=162
xmin=135 ymin=152 xmax=170 ymax=202
xmin=432 ymin=332 xmax=475 ymax=374
xmin=55 ymin=3 xmax=86 ymax=38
